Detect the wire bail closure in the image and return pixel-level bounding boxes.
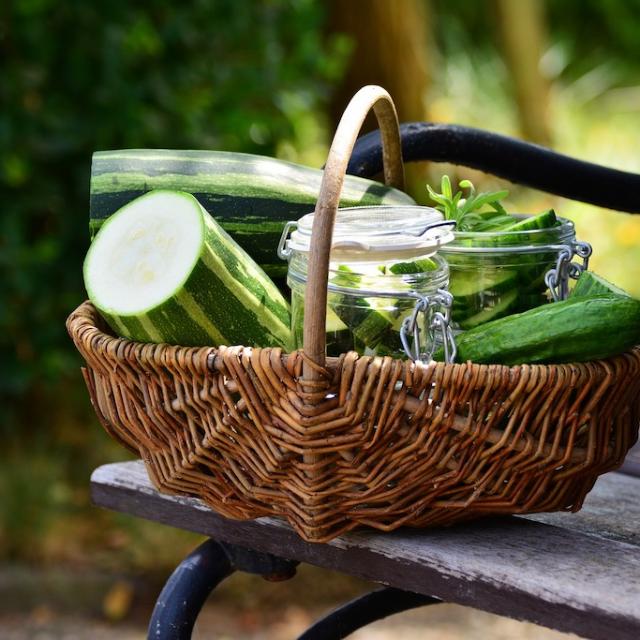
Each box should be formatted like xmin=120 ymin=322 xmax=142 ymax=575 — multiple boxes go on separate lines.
xmin=277 ymin=221 xmax=297 ymax=260
xmin=400 ymin=289 xmax=456 ymax=364
xmin=545 ymin=241 xmax=593 ymax=301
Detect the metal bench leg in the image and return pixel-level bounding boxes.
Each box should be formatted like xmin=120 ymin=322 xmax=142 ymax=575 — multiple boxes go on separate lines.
xmin=149 ymin=537 xmax=438 ymax=640
xmin=298 ymin=587 xmax=441 ymax=640
xmin=148 ymin=538 xmax=298 ymax=639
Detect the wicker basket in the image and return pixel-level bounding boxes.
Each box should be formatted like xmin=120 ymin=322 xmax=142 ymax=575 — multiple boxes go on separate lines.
xmin=68 ymin=86 xmax=640 ymax=543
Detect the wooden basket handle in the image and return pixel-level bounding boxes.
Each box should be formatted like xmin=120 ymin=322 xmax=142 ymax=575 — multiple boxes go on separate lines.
xmin=302 ymin=85 xmax=405 ymax=381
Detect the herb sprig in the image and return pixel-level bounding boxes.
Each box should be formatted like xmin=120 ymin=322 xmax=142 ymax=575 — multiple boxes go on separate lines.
xmin=427 ymin=176 xmax=513 ymax=232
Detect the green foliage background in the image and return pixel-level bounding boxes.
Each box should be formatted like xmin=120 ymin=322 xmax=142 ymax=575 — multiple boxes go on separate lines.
xmin=1 ymin=0 xmax=348 ymax=561
xmin=1 ymin=0 xmax=346 ymax=430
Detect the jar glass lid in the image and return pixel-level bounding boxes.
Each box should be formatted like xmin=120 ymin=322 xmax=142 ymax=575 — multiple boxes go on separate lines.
xmin=288 ymin=205 xmax=455 ymax=261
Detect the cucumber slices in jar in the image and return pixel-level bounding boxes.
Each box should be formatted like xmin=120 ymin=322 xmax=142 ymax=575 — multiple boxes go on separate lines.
xmin=325 ymin=258 xmax=446 ymax=357
xmin=500 ymin=209 xmax=558 ymax=234
xmin=328 ymin=265 xmax=398 ymax=351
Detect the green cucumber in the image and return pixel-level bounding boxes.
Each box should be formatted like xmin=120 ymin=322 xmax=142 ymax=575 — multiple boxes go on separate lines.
xmin=329 ymin=261 xmax=443 ymax=349
xmin=492 ymin=210 xmax=559 ymax=252
xmin=469 ymin=210 xmax=518 ymax=232
xmin=84 ymin=190 xmax=292 ymax=349
xmin=448 ymin=211 xmax=558 ymax=250
xmin=453 ymin=294 xmax=640 ymax=365
xmin=328 ymin=266 xmax=396 ymax=348
xmin=351 ymin=300 xmax=397 ymax=346
xmin=326 ymin=329 xmax=358 ymax=356
xmin=448 ymin=267 xmax=517 ymax=299
xmin=90 ymin=150 xmax=415 ymax=284
xmin=323 ymin=308 xmax=352 ymax=357
xmin=388 ymin=257 xmax=438 ymax=274
xmin=326 ymin=306 xmax=348 ymax=332
xmin=323 ymin=260 xmax=445 ymax=354
xmin=457 ymin=288 xmax=519 ymax=330
xmin=444 ymin=210 xmax=562 ymax=329
xmin=501 ymin=209 xmax=558 ymax=232
xmin=332 ymin=296 xmax=397 ymax=348
xmin=570 ymin=271 xmax=630 ymax=298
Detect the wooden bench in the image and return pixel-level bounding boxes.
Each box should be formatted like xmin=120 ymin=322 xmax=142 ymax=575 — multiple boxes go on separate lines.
xmin=92 ymin=449 xmax=640 ymax=640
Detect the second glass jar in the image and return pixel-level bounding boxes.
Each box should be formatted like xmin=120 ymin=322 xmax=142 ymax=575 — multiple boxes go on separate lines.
xmin=440 ymin=216 xmax=591 ymax=330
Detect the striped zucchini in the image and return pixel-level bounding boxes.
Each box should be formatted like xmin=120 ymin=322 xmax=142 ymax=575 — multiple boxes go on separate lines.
xmin=90 ymin=150 xmax=416 ymax=283
xmin=84 ymin=190 xmax=292 ymax=349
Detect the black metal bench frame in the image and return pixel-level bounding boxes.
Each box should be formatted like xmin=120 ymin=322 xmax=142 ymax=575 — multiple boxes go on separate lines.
xmin=146 ymin=537 xmax=437 ymax=640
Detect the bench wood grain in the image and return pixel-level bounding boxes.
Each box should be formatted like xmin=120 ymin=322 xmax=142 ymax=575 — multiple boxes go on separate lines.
xmin=621 ymin=441 xmax=640 ymax=478
xmin=91 ymin=461 xmax=640 ymax=640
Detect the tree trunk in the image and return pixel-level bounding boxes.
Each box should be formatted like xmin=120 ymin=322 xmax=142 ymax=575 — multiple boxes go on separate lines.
xmin=327 ymin=0 xmax=433 ymax=197
xmin=494 ymin=0 xmax=552 ymax=146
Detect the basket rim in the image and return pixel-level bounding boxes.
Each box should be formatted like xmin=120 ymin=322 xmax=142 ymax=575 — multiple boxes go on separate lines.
xmin=67 ymin=299 xmax=640 ymax=376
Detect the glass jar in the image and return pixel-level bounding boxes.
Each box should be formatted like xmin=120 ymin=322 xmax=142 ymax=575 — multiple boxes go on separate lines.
xmin=440 ymin=215 xmax=592 ymax=330
xmin=279 ymin=206 xmax=456 ymax=362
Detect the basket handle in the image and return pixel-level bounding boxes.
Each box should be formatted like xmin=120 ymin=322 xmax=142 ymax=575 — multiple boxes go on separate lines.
xmin=302 ymin=85 xmax=405 ymax=381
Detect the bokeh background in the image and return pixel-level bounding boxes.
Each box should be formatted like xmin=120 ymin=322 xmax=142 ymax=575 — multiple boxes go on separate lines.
xmin=2 ymin=0 xmax=639 ymax=637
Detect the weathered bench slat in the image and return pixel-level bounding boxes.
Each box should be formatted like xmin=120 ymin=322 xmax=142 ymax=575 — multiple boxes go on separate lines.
xmin=527 ymin=471 xmax=640 ymax=546
xmin=621 ymin=441 xmax=640 ymax=478
xmin=91 ymin=462 xmax=640 ymax=640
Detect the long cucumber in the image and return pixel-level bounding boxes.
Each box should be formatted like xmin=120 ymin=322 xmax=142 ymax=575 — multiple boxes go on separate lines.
xmin=570 ymin=270 xmax=630 ymax=298
xmin=452 ymin=294 xmax=640 ymax=365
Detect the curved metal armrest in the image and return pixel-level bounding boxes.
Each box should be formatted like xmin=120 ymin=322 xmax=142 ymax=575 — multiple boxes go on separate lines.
xmin=348 ymin=122 xmax=640 ymax=213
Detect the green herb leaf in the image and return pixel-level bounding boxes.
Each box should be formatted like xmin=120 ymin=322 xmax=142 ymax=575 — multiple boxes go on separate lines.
xmin=426 ymin=176 xmax=512 ymax=231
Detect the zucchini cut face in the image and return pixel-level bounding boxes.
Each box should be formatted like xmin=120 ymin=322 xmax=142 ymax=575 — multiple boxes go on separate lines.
xmin=84 ymin=190 xmax=203 ymax=316
xmin=84 ymin=188 xmax=293 ymax=350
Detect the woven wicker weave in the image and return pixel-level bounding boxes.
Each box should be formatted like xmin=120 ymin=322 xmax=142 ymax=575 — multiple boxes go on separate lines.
xmin=68 ymin=86 xmax=640 ymax=542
